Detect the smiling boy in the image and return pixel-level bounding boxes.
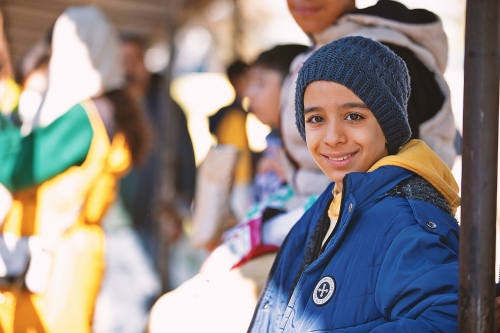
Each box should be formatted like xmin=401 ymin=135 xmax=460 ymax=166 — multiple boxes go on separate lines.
xmin=248 ymin=36 xmax=460 ymax=333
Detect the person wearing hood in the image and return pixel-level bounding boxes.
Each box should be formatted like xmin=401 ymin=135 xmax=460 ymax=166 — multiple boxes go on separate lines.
xmin=248 ymin=36 xmax=460 ymax=333
xmin=280 ymin=0 xmax=457 ymax=208
xmin=0 ymin=6 xmax=150 ymax=333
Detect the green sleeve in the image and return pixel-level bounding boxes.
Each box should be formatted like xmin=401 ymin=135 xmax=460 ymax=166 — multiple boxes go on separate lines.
xmin=0 ymin=115 xmax=22 ymax=191
xmin=0 ymin=104 xmax=93 ymax=192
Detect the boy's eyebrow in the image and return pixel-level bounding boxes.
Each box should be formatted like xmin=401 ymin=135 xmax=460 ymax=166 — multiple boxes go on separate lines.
xmin=304 ymin=102 xmax=370 ymax=114
xmin=340 ymin=102 xmax=370 ymax=110
xmin=304 ymin=106 xmax=322 ymax=114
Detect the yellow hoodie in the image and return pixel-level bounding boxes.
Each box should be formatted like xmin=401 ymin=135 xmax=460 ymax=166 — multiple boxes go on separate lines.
xmin=369 ymin=140 xmax=460 ymax=214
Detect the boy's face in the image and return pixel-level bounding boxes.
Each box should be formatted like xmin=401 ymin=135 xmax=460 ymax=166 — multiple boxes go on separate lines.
xmin=244 ymin=66 xmax=283 ymax=128
xmin=287 ymin=0 xmax=356 ymax=34
xmin=304 ymin=80 xmax=388 ymax=186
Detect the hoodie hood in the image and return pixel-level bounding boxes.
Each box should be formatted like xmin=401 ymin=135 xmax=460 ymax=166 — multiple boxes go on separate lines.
xmin=369 ymin=139 xmax=460 ymax=213
xmin=33 ymin=5 xmax=123 ymax=129
xmin=313 ymin=1 xmax=448 ymax=74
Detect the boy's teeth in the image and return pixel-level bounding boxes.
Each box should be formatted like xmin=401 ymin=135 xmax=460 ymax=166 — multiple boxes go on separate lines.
xmin=329 ymin=154 xmax=352 ymax=161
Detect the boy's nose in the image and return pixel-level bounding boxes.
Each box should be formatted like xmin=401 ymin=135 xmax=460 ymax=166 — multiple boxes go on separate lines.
xmin=323 ymin=120 xmax=347 ymax=146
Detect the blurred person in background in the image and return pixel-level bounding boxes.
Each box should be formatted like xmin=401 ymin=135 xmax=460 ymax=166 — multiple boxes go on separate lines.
xmin=208 ymin=59 xmax=252 ymax=221
xmin=120 ymin=33 xmax=196 ymax=257
xmin=246 ymin=44 xmax=308 ymax=203
xmin=0 ymin=5 xmax=150 ymax=333
xmin=91 ymin=33 xmax=197 ymax=333
xmin=148 ymin=44 xmax=309 ymax=333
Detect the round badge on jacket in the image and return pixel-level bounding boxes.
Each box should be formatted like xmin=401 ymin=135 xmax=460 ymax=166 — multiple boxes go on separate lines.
xmin=312 ymin=276 xmax=336 ymax=306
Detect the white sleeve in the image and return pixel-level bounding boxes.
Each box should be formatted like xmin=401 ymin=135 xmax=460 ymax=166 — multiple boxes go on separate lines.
xmin=0 ymin=184 xmax=13 ymax=224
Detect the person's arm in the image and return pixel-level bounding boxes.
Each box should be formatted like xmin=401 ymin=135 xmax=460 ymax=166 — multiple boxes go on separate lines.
xmin=0 ymin=104 xmax=93 ymax=192
xmin=0 ymin=115 xmax=21 ymax=191
xmin=372 ymin=220 xmax=459 ymax=332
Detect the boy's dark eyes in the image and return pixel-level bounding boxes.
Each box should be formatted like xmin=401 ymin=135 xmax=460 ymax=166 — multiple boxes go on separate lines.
xmin=306 ymin=115 xmax=324 ymax=123
xmin=306 ymin=112 xmax=364 ymax=124
xmin=346 ymin=113 xmax=363 ymax=121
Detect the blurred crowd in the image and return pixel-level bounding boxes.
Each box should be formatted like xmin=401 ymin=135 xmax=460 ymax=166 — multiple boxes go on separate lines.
xmin=0 ymin=1 xmax=462 ymax=333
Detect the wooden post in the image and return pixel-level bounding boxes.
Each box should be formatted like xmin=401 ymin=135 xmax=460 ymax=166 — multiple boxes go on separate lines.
xmin=459 ymin=0 xmax=500 ymax=331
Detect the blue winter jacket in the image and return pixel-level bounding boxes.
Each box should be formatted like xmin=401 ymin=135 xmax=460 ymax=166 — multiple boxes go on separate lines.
xmin=248 ymin=166 xmax=459 ymax=332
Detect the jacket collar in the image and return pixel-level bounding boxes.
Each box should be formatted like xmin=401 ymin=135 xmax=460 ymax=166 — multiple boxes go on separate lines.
xmin=339 ymin=166 xmax=413 ymax=213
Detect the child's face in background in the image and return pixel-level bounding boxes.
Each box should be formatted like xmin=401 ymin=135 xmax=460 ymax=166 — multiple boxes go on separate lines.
xmin=245 ymin=66 xmax=282 ymax=128
xmin=287 ymin=0 xmax=356 ymax=34
xmin=304 ymin=80 xmax=388 ymax=187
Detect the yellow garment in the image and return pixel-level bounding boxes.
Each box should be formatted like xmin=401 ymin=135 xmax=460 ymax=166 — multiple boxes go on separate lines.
xmin=0 ymin=78 xmax=20 ymax=115
xmin=215 ymin=109 xmax=252 ymax=184
xmin=0 ymin=99 xmax=131 ymax=333
xmin=323 ymin=188 xmax=342 ymax=247
xmin=369 ymin=139 xmax=460 ymax=214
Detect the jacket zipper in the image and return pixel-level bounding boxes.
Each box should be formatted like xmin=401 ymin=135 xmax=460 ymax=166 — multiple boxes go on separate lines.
xmin=320 ymin=175 xmax=348 ymax=254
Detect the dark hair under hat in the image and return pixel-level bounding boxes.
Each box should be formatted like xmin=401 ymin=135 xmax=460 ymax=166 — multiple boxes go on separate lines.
xmin=295 ymin=36 xmax=412 ymax=155
xmin=226 ymin=59 xmax=249 ymax=84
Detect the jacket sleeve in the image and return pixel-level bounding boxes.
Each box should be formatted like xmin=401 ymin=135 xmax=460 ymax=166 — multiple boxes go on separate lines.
xmin=0 ymin=116 xmax=21 ymax=191
xmin=0 ymin=104 xmax=93 ymax=192
xmin=371 ymin=223 xmax=459 ymax=333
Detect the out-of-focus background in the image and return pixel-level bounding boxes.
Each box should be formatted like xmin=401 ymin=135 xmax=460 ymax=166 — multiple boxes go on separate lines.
xmin=0 ymin=1 xmax=471 ymax=333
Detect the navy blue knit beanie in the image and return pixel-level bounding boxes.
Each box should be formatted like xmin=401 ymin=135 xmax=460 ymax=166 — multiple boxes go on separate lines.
xmin=295 ymin=36 xmax=412 ymax=155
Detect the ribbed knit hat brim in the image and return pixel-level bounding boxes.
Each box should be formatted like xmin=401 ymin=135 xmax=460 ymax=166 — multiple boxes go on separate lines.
xmin=295 ymin=36 xmax=412 ymax=155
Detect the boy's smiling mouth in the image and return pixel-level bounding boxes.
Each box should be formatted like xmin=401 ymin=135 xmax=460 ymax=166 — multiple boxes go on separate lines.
xmin=322 ymin=152 xmax=357 ymax=167
xmin=328 ymin=153 xmax=353 ymax=161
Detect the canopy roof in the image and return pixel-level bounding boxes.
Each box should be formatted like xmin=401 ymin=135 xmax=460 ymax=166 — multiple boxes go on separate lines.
xmin=2 ymin=0 xmax=214 ymax=65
